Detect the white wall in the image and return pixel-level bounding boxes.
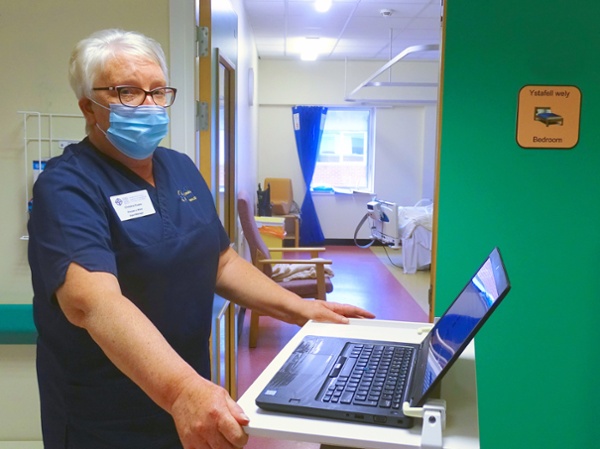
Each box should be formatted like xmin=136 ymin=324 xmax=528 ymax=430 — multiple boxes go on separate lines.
xmin=0 ymin=345 xmax=39 ymax=446
xmin=169 ymin=0 xmax=197 ymax=162
xmin=256 ymin=59 xmax=439 ymax=239
xmin=226 ymin=0 xmax=260 ymax=202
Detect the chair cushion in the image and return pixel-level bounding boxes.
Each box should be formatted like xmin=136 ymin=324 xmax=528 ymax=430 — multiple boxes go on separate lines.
xmin=271 ymin=263 xmax=334 ymax=282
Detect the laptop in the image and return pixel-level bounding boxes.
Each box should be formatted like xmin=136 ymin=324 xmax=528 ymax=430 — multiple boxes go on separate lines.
xmin=256 ymin=247 xmax=510 ymax=428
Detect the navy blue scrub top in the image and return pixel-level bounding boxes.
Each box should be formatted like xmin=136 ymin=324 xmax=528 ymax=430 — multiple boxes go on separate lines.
xmin=28 ymin=138 xmax=230 ymax=449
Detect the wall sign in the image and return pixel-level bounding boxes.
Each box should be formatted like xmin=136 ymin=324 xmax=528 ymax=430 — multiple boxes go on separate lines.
xmin=516 ymin=85 xmax=581 ymax=149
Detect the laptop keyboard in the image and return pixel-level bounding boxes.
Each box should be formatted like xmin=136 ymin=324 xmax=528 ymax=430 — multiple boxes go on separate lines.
xmin=321 ymin=343 xmax=415 ymax=409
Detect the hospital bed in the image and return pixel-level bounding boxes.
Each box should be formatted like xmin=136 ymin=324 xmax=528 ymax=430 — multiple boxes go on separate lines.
xmin=367 ymin=199 xmax=433 ymax=274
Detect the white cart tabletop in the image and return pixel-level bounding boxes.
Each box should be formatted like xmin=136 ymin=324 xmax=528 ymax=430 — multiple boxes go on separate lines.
xmin=237 ymin=319 xmax=479 ymax=449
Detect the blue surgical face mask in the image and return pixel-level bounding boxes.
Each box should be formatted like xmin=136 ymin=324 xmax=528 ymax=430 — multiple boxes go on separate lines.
xmin=93 ymin=102 xmax=169 ymax=160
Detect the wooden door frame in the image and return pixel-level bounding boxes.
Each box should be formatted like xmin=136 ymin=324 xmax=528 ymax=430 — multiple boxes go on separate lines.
xmin=217 ymin=50 xmax=237 ymax=239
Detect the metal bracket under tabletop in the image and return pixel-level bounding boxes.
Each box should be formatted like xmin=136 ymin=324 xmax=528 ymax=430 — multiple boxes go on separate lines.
xmin=403 ymin=398 xmax=447 ymax=449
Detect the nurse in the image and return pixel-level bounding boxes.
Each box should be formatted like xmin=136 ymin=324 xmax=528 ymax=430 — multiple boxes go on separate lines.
xmin=28 ymin=29 xmax=374 ymax=449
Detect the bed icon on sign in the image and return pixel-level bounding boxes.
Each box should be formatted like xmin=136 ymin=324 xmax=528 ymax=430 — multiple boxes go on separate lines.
xmin=534 ymin=106 xmax=563 ymax=126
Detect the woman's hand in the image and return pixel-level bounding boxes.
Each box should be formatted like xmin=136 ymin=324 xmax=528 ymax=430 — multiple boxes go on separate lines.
xmin=171 ymin=375 xmax=249 ymax=449
xmin=293 ymin=299 xmax=376 ymax=326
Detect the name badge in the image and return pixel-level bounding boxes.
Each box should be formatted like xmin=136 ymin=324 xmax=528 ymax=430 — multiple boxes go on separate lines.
xmin=110 ymin=189 xmax=156 ymax=222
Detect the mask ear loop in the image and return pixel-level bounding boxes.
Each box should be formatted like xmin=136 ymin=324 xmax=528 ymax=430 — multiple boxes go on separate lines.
xmin=88 ymin=97 xmax=110 ymax=111
xmin=95 ymin=122 xmax=109 ymax=137
xmin=86 ymin=97 xmax=112 ymax=137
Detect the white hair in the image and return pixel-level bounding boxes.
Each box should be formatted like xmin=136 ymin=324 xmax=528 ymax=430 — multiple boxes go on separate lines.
xmin=68 ymin=29 xmax=169 ymax=100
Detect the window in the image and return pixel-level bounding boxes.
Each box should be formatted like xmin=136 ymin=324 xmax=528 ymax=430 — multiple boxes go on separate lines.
xmin=311 ymin=108 xmax=373 ymax=191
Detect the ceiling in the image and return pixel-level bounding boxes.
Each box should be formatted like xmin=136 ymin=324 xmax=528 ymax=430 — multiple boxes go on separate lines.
xmin=242 ymin=0 xmax=443 ymax=61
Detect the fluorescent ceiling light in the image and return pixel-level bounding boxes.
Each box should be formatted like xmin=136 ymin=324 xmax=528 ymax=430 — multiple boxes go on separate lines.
xmin=314 ymin=0 xmax=332 ymax=13
xmin=300 ymin=37 xmax=320 ymax=61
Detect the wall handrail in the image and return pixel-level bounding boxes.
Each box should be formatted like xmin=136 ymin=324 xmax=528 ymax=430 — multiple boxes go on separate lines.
xmin=0 ymin=304 xmax=36 ymax=344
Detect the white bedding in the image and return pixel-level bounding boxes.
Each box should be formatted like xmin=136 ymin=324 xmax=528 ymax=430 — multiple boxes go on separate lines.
xmin=397 ymin=201 xmax=433 ymax=274
xmin=398 ymin=203 xmax=433 ymax=240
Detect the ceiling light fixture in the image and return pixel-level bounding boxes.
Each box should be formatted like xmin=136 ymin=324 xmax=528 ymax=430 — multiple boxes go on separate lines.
xmin=300 ymin=37 xmax=320 ymax=61
xmin=315 ymin=0 xmax=332 ymax=13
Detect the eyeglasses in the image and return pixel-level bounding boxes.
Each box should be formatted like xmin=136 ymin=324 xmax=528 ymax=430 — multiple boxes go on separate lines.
xmin=92 ymin=85 xmax=177 ymax=108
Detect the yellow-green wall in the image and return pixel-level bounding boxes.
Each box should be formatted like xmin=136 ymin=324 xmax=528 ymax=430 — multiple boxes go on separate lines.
xmin=435 ymin=1 xmax=600 ymax=447
xmin=0 ymin=0 xmax=170 ymax=304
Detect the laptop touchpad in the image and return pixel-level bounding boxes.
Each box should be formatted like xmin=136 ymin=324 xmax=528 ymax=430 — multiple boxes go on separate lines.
xmin=268 ymin=352 xmax=333 ymax=387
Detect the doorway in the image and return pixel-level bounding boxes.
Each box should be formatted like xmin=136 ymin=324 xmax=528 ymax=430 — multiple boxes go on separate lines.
xmin=217 ymin=51 xmax=236 ymax=239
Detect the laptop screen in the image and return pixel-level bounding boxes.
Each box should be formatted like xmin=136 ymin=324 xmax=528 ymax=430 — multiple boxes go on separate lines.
xmin=411 ymin=247 xmax=510 ymax=406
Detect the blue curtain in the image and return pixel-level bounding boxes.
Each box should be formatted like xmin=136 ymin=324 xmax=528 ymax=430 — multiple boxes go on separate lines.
xmin=292 ymin=106 xmax=328 ymax=245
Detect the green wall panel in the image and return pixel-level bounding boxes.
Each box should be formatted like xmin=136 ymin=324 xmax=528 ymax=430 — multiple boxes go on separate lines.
xmin=436 ymin=1 xmax=600 ymax=447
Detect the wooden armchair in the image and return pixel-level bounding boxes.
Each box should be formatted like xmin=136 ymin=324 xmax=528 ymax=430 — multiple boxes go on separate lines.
xmin=237 ymin=191 xmax=333 ymax=347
